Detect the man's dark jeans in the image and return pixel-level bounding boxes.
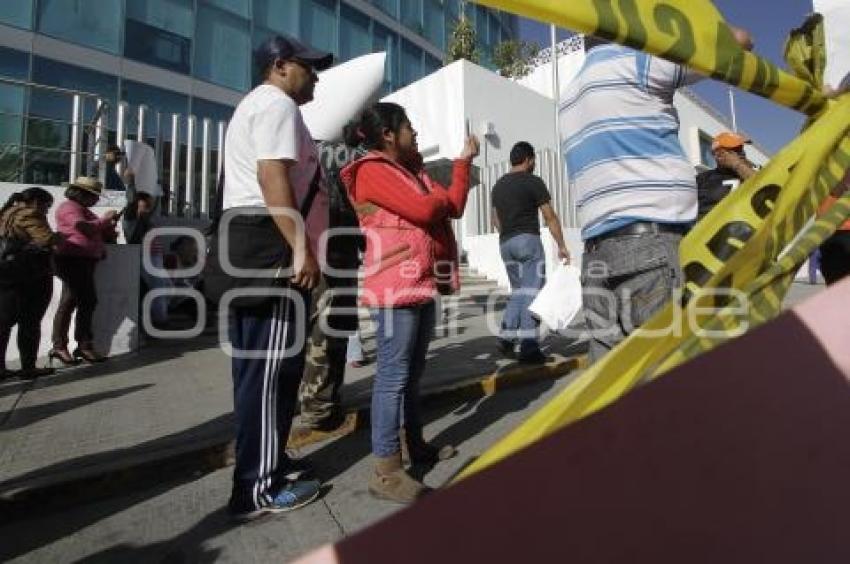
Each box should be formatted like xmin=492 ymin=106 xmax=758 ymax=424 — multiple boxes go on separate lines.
xmin=499 ymin=233 xmax=546 ymax=359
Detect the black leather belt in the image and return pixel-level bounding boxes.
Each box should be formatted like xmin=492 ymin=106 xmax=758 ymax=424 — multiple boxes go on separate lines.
xmin=585 ymin=221 xmax=687 ymax=252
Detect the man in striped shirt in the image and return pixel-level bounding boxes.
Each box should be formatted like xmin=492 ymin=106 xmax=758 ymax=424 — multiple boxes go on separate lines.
xmin=562 ymin=32 xmax=752 ymax=362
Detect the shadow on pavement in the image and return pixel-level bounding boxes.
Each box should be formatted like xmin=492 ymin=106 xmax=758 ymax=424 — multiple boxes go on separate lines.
xmin=308 ymin=367 xmax=558 ymax=486
xmin=0 ymin=383 xmax=152 ymax=430
xmin=30 ymin=334 xmax=221 ymax=391
xmin=0 ymin=476 xmax=209 ymax=562
xmin=71 ymin=509 xmax=232 ymax=564
xmin=0 ymin=414 xmax=233 ymax=510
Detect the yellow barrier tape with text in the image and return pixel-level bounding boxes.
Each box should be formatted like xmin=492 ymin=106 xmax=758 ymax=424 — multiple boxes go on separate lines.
xmin=470 ymin=0 xmax=825 ymax=115
xmin=457 ymin=1 xmax=849 ymax=481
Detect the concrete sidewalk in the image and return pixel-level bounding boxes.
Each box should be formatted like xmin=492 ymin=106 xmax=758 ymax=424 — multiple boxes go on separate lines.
xmin=1 ymin=373 xmax=576 ymax=563
xmin=0 ymin=269 xmax=586 ymax=509
xmin=0 ymin=276 xmax=823 ymax=512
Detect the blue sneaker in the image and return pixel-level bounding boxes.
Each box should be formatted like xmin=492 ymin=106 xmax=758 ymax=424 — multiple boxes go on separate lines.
xmin=230 ymin=479 xmax=322 ymax=521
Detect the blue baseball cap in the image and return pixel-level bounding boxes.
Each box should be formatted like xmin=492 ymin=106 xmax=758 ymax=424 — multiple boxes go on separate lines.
xmin=255 ymin=34 xmax=334 ymax=75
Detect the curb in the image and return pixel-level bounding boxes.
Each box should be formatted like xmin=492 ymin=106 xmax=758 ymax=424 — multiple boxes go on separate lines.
xmin=0 ymin=353 xmax=586 ymax=521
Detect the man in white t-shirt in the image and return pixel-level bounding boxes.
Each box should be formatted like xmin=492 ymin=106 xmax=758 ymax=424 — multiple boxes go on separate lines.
xmin=222 ymin=34 xmax=331 ymax=521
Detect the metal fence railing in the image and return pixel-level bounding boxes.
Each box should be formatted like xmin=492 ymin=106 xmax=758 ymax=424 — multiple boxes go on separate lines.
xmin=470 ymin=148 xmax=571 ymax=236
xmin=0 ymin=76 xmax=228 ymax=220
xmin=0 ymin=76 xmax=109 ymax=187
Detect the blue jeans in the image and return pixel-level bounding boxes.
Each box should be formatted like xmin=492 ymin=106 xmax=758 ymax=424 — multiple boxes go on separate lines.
xmin=499 ymin=233 xmax=546 ymax=357
xmin=371 ymin=300 xmax=436 ymax=457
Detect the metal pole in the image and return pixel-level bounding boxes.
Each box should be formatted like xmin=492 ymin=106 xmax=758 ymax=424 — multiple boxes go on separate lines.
xmin=154 ymin=111 xmax=162 ymax=175
xmin=201 ymin=117 xmax=212 ymax=217
xmin=550 ymin=24 xmax=567 ymax=227
xmin=116 ymin=101 xmax=128 ymax=174
xmin=96 ymin=98 xmax=107 ymax=186
xmin=185 ymin=115 xmax=196 ymax=217
xmin=69 ymin=94 xmax=82 ymax=181
xmin=170 ymin=113 xmax=180 ymax=215
xmin=137 ymin=104 xmax=147 ymax=142
xmin=216 ymin=120 xmax=226 ymax=176
xmin=728 ymin=87 xmax=738 ymax=132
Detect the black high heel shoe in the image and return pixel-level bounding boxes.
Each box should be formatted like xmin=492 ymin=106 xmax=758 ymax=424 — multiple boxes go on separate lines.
xmin=48 ymin=348 xmax=80 ymax=367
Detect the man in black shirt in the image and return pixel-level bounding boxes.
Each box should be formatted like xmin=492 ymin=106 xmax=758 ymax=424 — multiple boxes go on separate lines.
xmin=696 ymin=132 xmax=756 ymax=221
xmin=491 ymin=141 xmax=569 ymax=363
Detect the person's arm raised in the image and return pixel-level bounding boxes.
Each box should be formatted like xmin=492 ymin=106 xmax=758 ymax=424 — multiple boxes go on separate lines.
xmin=441 ymin=136 xmax=480 ymax=218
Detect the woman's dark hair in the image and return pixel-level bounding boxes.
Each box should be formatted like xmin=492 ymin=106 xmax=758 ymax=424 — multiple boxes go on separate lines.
xmin=343 ymin=102 xmax=409 ymax=150
xmin=1 ymin=187 xmax=54 ymax=215
xmin=65 ymin=186 xmax=95 ymax=204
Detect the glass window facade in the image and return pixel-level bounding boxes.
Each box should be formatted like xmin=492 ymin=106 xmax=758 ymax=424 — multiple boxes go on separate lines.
xmin=301 ymin=0 xmax=337 ymax=56
xmin=475 ymin=6 xmax=489 ymax=45
xmin=0 ymin=46 xmax=29 ymax=80
xmin=122 ymin=80 xmax=190 ymax=139
xmin=0 ymin=47 xmax=29 ymax=181
xmin=423 ymin=53 xmax=441 ymax=77
xmin=339 ymin=5 xmax=371 ymax=62
xmin=423 ymin=0 xmax=444 ymax=49
xmin=192 ymin=98 xmax=234 ymax=122
xmin=195 ymin=4 xmax=251 ymax=91
xmin=371 ymin=0 xmax=398 ymax=20
xmin=30 ymin=56 xmax=118 ymax=126
xmin=27 ymin=57 xmax=119 ymax=185
xmin=122 ymin=80 xmax=190 ymax=196
xmin=205 ymin=0 xmax=251 ymax=18
xmin=0 ymin=1 xmax=33 ymax=30
xmin=373 ymin=22 xmax=398 ymax=94
xmin=401 ymin=0 xmax=422 ymax=34
xmin=400 ymin=39 xmax=422 ymax=88
xmin=0 ymin=0 xmax=516 ymax=184
xmin=7 ymin=1 xmax=514 ymax=97
xmin=253 ymin=0 xmax=297 ymax=37
xmin=125 ymin=0 xmax=194 ymax=74
xmin=36 ymin=0 xmax=122 ymax=54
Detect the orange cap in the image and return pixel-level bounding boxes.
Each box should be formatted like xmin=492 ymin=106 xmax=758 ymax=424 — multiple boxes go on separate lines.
xmin=711 ymin=132 xmax=750 ymax=151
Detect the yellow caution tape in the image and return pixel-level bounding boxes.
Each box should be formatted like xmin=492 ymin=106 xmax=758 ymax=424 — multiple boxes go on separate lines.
xmin=471 ymin=0 xmax=826 ymax=115
xmin=457 ymin=1 xmax=850 ymax=481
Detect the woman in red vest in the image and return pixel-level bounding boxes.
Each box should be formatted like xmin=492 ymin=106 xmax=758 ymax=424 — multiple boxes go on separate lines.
xmin=341 ymin=103 xmax=479 ymax=503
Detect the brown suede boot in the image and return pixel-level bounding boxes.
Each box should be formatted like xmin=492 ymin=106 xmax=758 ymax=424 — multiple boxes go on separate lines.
xmin=400 ymin=428 xmax=457 ymax=465
xmin=369 ymin=452 xmax=431 ymax=504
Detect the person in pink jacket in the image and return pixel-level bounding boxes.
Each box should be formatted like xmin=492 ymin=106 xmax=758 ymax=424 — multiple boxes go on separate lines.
xmin=341 ymin=102 xmax=479 ymax=503
xmin=50 ymin=176 xmax=118 ymax=365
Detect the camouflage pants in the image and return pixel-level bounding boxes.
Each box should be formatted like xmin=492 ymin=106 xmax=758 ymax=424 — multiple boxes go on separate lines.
xmin=299 ymin=278 xmax=348 ymax=427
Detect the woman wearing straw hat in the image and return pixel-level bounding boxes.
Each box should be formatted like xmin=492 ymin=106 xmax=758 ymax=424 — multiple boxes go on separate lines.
xmin=49 ymin=176 xmax=119 ymax=365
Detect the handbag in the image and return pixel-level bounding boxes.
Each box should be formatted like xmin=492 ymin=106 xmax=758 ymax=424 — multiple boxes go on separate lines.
xmin=0 ymin=208 xmax=29 ymax=284
xmin=0 ymin=234 xmax=25 ymax=283
xmin=203 ymin=165 xmax=323 ymax=310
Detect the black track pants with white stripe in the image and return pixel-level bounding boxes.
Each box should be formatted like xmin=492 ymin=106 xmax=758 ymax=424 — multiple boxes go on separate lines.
xmin=228 ymin=293 xmax=309 ymax=511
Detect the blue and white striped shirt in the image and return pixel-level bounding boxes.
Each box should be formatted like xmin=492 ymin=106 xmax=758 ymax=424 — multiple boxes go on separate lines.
xmin=560 ymin=45 xmax=701 ymax=240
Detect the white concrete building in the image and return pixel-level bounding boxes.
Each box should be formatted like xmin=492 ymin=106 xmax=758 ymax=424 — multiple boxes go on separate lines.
xmin=385 ymin=36 xmax=772 ymax=286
